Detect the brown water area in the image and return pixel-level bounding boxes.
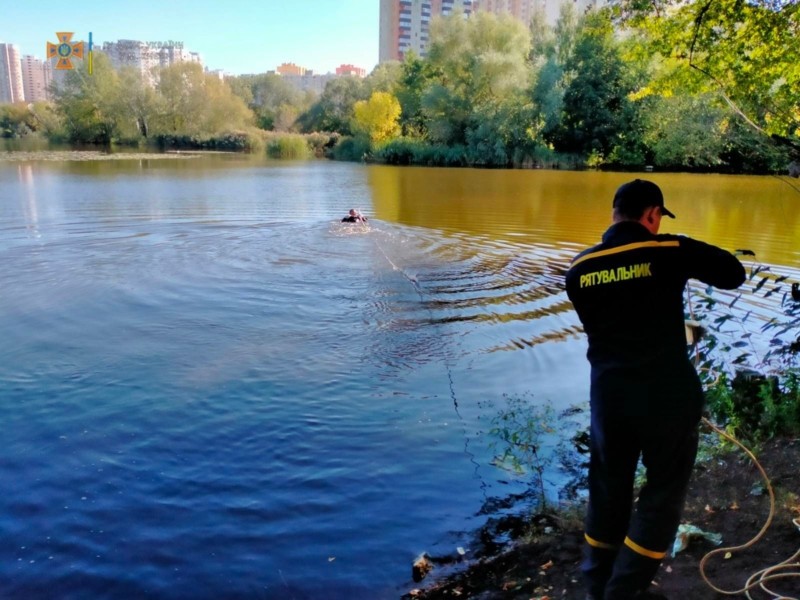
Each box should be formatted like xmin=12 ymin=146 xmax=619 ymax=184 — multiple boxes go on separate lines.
xmin=369 ymin=166 xmax=800 ymax=270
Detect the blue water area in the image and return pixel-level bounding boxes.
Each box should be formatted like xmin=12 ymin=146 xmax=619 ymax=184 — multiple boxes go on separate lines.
xmin=0 ymin=158 xmax=588 ymax=599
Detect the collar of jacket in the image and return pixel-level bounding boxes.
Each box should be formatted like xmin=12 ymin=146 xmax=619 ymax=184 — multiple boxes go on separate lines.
xmin=601 ymin=221 xmax=654 ymax=245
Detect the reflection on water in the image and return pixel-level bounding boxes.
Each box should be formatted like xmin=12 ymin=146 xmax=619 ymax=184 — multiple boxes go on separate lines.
xmin=0 ymin=155 xmax=797 ymax=598
xmin=371 ymin=228 xmax=582 ymax=356
xmin=17 ymin=164 xmax=41 ymax=239
xmin=368 ymin=165 xmax=800 ymax=268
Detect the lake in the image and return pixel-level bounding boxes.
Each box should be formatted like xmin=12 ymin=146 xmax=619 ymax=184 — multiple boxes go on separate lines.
xmin=0 ymin=151 xmax=798 ymax=599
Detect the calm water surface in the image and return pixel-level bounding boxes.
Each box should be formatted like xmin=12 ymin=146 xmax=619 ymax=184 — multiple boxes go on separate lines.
xmin=0 ymin=152 xmax=797 ymax=599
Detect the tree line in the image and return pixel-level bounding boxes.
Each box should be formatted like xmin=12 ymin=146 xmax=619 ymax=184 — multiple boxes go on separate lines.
xmin=1 ymin=0 xmax=797 ymax=172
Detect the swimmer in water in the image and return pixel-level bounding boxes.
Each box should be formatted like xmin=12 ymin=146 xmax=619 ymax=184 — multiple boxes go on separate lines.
xmin=341 ymin=209 xmax=367 ymax=223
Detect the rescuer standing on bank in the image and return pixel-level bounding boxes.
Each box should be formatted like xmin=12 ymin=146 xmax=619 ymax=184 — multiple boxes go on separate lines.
xmin=565 ymin=180 xmax=746 ymax=600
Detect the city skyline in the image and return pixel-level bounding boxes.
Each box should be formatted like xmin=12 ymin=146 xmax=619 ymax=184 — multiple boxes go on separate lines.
xmin=0 ymin=0 xmax=380 ymax=76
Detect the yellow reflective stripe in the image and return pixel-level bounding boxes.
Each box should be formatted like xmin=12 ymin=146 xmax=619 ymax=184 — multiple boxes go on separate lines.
xmin=570 ymin=240 xmax=680 ymax=268
xmin=624 ymin=536 xmax=667 ymax=559
xmin=584 ymin=533 xmax=618 ymax=550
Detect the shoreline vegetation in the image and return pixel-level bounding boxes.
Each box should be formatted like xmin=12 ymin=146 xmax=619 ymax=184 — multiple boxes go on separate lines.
xmin=2 ymin=2 xmax=798 ymax=174
xmin=408 ymin=265 xmax=800 ymax=599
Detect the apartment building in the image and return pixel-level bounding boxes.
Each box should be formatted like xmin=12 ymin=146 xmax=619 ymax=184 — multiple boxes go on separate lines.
xmin=474 ymin=0 xmax=536 ymax=25
xmin=101 ymin=40 xmax=202 ymax=85
xmin=379 ymin=0 xmax=604 ymax=63
xmin=277 ymin=62 xmax=308 ymax=76
xmin=0 ymin=42 xmax=25 ymax=103
xmin=336 ymin=64 xmax=366 ymax=77
xmin=272 ymin=63 xmax=365 ymax=95
xmin=379 ymin=0 xmax=475 ymax=62
xmin=20 ymin=55 xmax=52 ymax=103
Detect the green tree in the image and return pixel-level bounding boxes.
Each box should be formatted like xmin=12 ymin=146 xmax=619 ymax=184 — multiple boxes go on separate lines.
xmin=529 ymin=4 xmax=582 ymax=142
xmin=395 ymin=51 xmax=438 ymax=136
xmin=423 ymin=10 xmax=531 ymax=153
xmin=529 ymin=5 xmax=556 ymax=64
xmin=465 ymin=97 xmax=541 ymax=166
xmin=297 ymin=76 xmax=366 ymax=134
xmin=364 ymin=61 xmax=403 ymax=95
xmin=28 ymin=101 xmax=64 ymax=139
xmin=640 ymin=93 xmax=728 ymax=168
xmin=0 ymin=103 xmax=36 ymax=137
xmin=152 ymin=62 xmax=252 ymax=137
xmin=229 ymin=73 xmax=307 ymax=131
xmin=227 ymin=76 xmax=254 ymax=107
xmin=718 ymin=117 xmax=793 ymax=173
xmin=352 ymin=91 xmax=402 ymax=144
xmin=552 ymin=2 xmax=580 ymax=67
xmin=530 ymin=59 xmax=563 ymax=141
xmin=272 ymin=103 xmax=300 ymax=132
xmin=614 ymin=0 xmax=800 ymax=154
xmin=115 ymin=67 xmax=159 ymax=140
xmin=554 ymin=11 xmax=637 ymax=159
xmin=53 ymin=52 xmax=126 ymax=143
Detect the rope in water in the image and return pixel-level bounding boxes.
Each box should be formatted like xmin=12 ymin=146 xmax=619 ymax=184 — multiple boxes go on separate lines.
xmin=372 ymin=235 xmax=424 ymax=294
xmin=370 ymin=226 xmax=497 ymax=509
xmin=375 ymin=238 xmax=800 ymax=595
xmin=371 ymin=228 xmax=464 ymax=420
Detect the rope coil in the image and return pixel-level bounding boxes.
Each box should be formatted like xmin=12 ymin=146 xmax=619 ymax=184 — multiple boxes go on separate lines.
xmin=698 ymin=418 xmax=800 ymax=599
xmin=687 ymin=283 xmax=800 ymax=598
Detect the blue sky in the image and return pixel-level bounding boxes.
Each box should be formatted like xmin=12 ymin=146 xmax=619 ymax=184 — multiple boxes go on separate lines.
xmin=0 ymin=0 xmax=380 ymax=75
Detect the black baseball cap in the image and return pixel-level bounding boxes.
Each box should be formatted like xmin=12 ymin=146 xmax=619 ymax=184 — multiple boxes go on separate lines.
xmin=613 ymin=179 xmax=675 ymax=218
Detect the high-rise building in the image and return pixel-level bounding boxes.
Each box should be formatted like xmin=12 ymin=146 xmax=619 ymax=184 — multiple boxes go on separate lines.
xmin=20 ymin=55 xmax=52 ymax=103
xmin=474 ymin=0 xmax=589 ymax=32
xmin=474 ymin=0 xmax=536 ymax=26
xmin=0 ymin=42 xmax=25 ymax=103
xmin=101 ymin=40 xmax=202 ymax=85
xmin=102 ymin=40 xmax=153 ymax=78
xmin=157 ymin=46 xmax=202 ymax=70
xmin=379 ymin=0 xmax=475 ymax=63
xmin=379 ymin=0 xmax=604 ymax=63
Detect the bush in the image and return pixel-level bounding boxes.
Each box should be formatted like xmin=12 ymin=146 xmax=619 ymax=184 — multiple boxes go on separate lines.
xmin=370 ymin=137 xmax=468 ymax=167
xmin=153 ymin=130 xmax=265 ymax=151
xmin=330 ymin=135 xmax=371 ymax=162
xmin=693 ymin=257 xmax=800 ymax=443
xmin=151 ymin=130 xmax=325 ymax=158
xmin=759 ymin=370 xmax=800 ymax=438
xmin=487 ymin=395 xmax=591 ymax=509
xmin=0 ymin=102 xmax=56 ymax=139
xmin=705 ymin=370 xmax=800 ymax=443
xmin=510 ymin=145 xmax=556 ymax=169
xmin=489 ymin=395 xmax=555 ymax=506
xmin=423 ymin=143 xmax=467 ymax=167
xmin=304 ymin=132 xmax=339 ymax=157
xmin=264 ymin=133 xmax=312 ymax=159
xmin=372 ymin=137 xmax=423 ymax=165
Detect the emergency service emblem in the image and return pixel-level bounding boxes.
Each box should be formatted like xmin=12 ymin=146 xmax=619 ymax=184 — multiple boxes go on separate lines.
xmin=47 ymin=32 xmax=84 ymax=70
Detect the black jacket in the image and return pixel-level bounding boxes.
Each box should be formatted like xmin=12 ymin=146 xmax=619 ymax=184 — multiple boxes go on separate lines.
xmin=565 ymin=221 xmax=745 ymax=382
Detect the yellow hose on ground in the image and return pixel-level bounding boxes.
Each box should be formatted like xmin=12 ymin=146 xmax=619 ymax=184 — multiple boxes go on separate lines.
xmin=683 ymin=280 xmax=800 ymax=596
xmin=698 ymin=417 xmax=800 ymax=599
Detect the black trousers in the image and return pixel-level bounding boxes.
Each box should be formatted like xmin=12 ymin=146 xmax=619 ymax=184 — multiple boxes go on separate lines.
xmin=582 ymin=372 xmax=701 ymax=600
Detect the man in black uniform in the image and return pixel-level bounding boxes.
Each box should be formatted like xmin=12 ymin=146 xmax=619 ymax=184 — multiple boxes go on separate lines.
xmin=564 ymin=180 xmax=745 ymax=600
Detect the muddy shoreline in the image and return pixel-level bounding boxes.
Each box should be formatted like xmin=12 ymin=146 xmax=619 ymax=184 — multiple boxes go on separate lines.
xmin=405 ymin=437 xmax=800 ymax=600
